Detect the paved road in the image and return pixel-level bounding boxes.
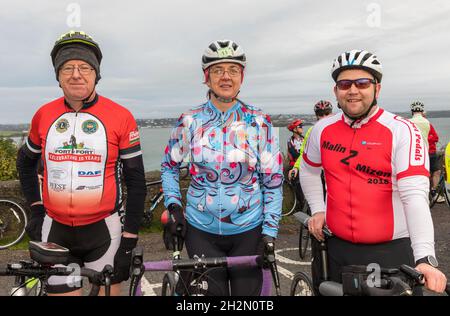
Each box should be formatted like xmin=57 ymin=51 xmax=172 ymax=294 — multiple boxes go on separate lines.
xmin=1 ymin=203 xmax=449 ymax=296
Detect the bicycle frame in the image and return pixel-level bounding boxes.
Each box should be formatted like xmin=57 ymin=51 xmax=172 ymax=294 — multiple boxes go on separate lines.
xmin=129 ymin=246 xmax=275 ymax=296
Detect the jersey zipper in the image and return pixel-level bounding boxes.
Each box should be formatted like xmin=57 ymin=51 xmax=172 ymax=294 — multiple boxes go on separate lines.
xmin=219 ymin=113 xmax=225 ymax=235
xmin=349 ymin=128 xmax=357 ymax=242
xmin=69 ymin=111 xmax=79 ymax=226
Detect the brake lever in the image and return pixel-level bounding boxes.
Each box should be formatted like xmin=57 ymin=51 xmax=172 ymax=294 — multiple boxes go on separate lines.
xmin=102 ymin=264 xmax=113 ymax=296
xmin=265 ymin=242 xmax=281 ymax=296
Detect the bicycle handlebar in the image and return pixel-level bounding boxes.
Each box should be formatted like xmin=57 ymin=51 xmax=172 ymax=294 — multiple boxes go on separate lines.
xmin=0 ymin=262 xmax=113 ymax=296
xmin=129 ymin=246 xmax=276 ymax=296
xmin=319 ymin=264 xmax=450 ymax=296
xmin=293 ymin=211 xmax=332 ymax=237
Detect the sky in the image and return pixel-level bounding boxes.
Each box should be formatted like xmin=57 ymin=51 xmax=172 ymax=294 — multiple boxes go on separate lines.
xmin=1 ymin=0 xmax=450 ymax=124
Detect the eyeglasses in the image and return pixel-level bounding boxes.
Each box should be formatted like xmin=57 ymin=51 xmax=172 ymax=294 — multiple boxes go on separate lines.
xmin=336 ymin=78 xmax=376 ymax=90
xmin=209 ymin=66 xmax=242 ymax=77
xmin=60 ymin=64 xmax=94 ymax=76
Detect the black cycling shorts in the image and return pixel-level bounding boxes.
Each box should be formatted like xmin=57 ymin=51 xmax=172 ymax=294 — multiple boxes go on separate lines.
xmin=41 ymin=212 xmax=122 ymax=294
xmin=429 ymin=153 xmax=440 ymax=173
xmin=184 ymin=223 xmax=263 ymax=296
xmin=326 ymin=236 xmax=422 ymax=296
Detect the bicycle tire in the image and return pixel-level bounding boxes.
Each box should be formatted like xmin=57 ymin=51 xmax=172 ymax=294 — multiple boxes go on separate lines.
xmin=0 ymin=199 xmax=28 ymax=249
xmin=298 ymin=202 xmax=311 ymax=260
xmin=282 ymin=181 xmax=297 ymax=216
xmin=290 ymin=271 xmax=315 ymax=296
xmin=430 ymin=177 xmax=445 ymax=209
xmin=161 ymin=272 xmax=176 ymax=296
xmin=298 ymin=225 xmax=310 ymax=260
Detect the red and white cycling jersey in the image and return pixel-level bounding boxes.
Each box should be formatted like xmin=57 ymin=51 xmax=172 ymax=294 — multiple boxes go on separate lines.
xmin=302 ymin=108 xmax=430 ymax=244
xmin=26 ymin=95 xmax=142 ymax=226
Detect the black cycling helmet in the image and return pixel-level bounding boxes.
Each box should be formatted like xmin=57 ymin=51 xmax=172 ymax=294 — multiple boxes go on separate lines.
xmin=50 ymin=31 xmax=102 ymax=83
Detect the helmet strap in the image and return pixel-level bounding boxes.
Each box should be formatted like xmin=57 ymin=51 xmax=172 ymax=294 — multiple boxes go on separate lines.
xmin=208 ymin=89 xmax=239 ymax=103
xmin=341 ymin=88 xmax=378 ymax=127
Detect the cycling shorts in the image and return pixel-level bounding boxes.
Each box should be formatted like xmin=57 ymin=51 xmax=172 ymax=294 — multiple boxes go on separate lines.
xmin=41 ymin=212 xmax=122 ymax=293
xmin=429 ymin=153 xmax=440 ymax=173
xmin=184 ymin=223 xmax=263 ymax=296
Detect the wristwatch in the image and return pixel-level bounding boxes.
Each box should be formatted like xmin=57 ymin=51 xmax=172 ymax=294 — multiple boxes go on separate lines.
xmin=415 ymin=255 xmax=438 ymax=268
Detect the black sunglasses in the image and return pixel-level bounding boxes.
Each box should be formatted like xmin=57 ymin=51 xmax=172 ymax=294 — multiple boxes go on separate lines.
xmin=336 ymin=78 xmax=376 ymax=90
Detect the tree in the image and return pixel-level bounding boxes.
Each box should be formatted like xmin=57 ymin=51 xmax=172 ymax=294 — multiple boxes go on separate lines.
xmin=0 ymin=138 xmax=18 ymax=180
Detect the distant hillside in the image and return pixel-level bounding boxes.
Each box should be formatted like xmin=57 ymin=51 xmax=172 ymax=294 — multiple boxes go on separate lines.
xmin=1 ymin=110 xmax=449 ymax=131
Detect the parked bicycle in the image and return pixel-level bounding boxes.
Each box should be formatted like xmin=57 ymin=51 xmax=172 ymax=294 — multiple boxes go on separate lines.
xmin=0 ymin=241 xmax=113 ymax=296
xmin=429 ymin=152 xmax=449 ymax=208
xmin=0 ymin=198 xmax=28 ymax=249
xmin=281 ymin=179 xmax=299 ymax=216
xmin=291 ymin=212 xmax=450 ymax=296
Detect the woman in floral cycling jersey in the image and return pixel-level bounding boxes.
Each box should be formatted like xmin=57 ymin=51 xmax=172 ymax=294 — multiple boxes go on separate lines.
xmin=160 ymin=40 xmax=283 ymax=296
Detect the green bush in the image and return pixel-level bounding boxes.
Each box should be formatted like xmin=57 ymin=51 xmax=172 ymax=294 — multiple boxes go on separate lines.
xmin=0 ymin=138 xmax=18 ymax=180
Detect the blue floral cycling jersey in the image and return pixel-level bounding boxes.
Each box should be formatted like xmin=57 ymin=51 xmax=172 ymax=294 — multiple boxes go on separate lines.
xmin=161 ymin=100 xmax=283 ymax=237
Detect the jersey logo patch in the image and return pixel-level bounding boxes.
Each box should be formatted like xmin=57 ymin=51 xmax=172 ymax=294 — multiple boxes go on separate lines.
xmin=129 ymin=130 xmax=140 ymax=145
xmin=55 ymin=119 xmax=70 ymax=133
xmin=82 ymin=120 xmax=98 ymax=134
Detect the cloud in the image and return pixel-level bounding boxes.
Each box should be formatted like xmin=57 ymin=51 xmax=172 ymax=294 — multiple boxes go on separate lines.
xmin=1 ymin=0 xmax=449 ymax=123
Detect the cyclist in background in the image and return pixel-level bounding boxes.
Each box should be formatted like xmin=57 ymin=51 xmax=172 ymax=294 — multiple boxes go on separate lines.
xmin=16 ymin=31 xmax=146 ymax=296
xmin=289 ymin=100 xmax=333 ymax=294
xmin=410 ymin=101 xmax=444 ymax=203
xmin=287 ymin=119 xmax=304 ymax=168
xmin=300 ymin=49 xmax=447 ymax=294
xmin=161 ymin=39 xmax=283 ymax=296
xmin=289 ymin=100 xmax=334 ymax=180
xmin=446 ymin=142 xmax=450 ymax=195
xmin=287 ymin=118 xmax=305 ymax=208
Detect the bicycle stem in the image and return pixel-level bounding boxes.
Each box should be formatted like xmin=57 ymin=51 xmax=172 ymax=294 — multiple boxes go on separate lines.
xmin=265 ymin=243 xmax=281 ymax=296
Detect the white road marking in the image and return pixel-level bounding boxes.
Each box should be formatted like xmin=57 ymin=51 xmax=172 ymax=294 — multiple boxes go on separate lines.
xmin=275 ymin=247 xmax=311 ymax=266
xmin=140 ymin=275 xmax=161 ymax=296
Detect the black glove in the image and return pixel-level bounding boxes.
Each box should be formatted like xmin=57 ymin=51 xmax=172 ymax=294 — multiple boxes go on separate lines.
xmin=257 ymin=235 xmax=276 ymax=268
xmin=25 ymin=204 xmax=46 ymax=241
xmin=163 ymin=203 xmax=186 ymax=251
xmin=113 ymin=236 xmax=138 ymax=283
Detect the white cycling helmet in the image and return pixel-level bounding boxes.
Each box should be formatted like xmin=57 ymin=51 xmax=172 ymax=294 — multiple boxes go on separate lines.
xmin=201 ymin=40 xmax=246 ymax=70
xmin=331 ymin=49 xmax=383 ymax=83
xmin=410 ymin=101 xmax=425 ymax=112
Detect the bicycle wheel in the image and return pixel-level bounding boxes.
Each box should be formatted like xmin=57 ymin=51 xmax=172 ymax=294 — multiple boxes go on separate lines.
xmin=430 ymin=176 xmax=445 ymax=209
xmin=290 ymin=271 xmax=314 ymax=296
xmin=0 ymin=199 xmax=28 ymax=249
xmin=282 ymin=181 xmax=297 ymax=216
xmin=298 ymin=225 xmax=310 ymax=260
xmin=161 ymin=272 xmax=176 ymax=296
xmin=298 ymin=202 xmax=311 ymax=260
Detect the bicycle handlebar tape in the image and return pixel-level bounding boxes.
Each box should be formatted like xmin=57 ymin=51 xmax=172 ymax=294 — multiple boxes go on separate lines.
xmin=399 ymin=265 xmax=424 ymax=283
xmin=319 ymin=281 xmax=344 ymax=296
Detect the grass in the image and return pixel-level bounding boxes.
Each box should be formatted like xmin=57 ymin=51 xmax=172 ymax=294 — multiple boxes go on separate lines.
xmin=8 ymin=235 xmax=30 ymax=251
xmin=0 ymin=131 xmax=25 ymax=138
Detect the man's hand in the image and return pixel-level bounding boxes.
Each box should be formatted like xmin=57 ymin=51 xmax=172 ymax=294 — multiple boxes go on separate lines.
xmin=113 ymin=236 xmax=138 ymax=283
xmin=308 ymin=212 xmax=326 ymax=241
xmin=25 ymin=204 xmax=46 ymax=241
xmin=288 ymin=168 xmax=298 ymax=181
xmin=415 ymin=264 xmax=447 ymax=293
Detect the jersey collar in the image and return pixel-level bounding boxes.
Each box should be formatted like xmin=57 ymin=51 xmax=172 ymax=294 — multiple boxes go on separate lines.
xmin=64 ymin=93 xmax=99 ymax=111
xmin=342 ymin=106 xmax=383 ymax=128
